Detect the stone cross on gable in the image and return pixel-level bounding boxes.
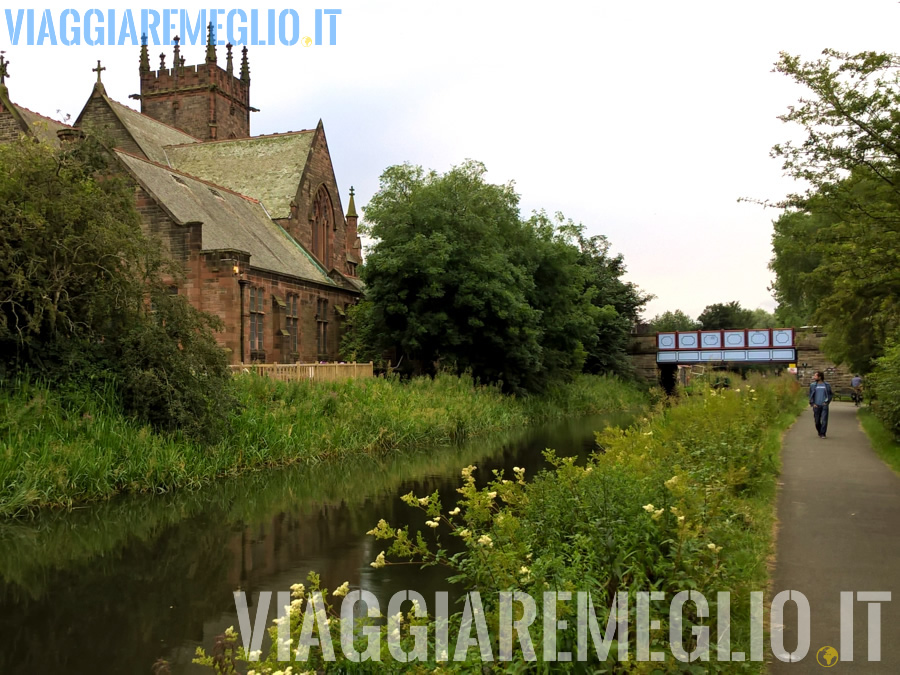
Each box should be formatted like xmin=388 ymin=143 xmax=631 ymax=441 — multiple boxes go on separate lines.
xmin=0 ymin=52 xmax=9 ymax=85
xmin=92 ymin=59 xmax=105 ymax=83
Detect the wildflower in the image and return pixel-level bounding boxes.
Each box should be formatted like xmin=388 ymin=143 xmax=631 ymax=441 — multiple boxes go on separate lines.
xmin=290 ymin=583 xmax=306 ymax=599
xmin=249 ymin=650 xmax=262 ymax=661
xmin=461 ymin=465 xmax=476 ymax=479
xmin=418 ymin=496 xmax=430 ymax=506
xmin=477 ymin=534 xmax=493 ymax=547
xmin=225 ymin=626 xmax=237 ymax=639
xmin=291 ymin=598 xmax=303 ymax=609
xmin=670 ymin=505 xmax=680 ymax=515
xmin=392 ymin=611 xmax=404 ymax=625
xmin=643 ymin=431 xmax=653 ymax=436
xmin=487 ymin=491 xmax=497 ymax=499
xmin=643 ymin=503 xmax=656 ymax=513
xmin=665 ymin=475 xmax=679 ymax=489
xmin=425 ymin=519 xmax=439 ymax=528
xmin=449 ymin=507 xmax=461 ymax=516
xmin=333 ymin=581 xmax=350 ymax=597
xmin=520 ymin=566 xmax=530 ymax=575
xmin=370 ymin=551 xmax=386 ymax=569
xmin=678 ymin=515 xmax=685 ymax=523
xmin=366 ymin=519 xmax=389 ymax=536
xmin=735 ymin=388 xmax=741 ymax=393
xmin=459 ymin=528 xmax=471 ymax=539
xmin=513 ymin=466 xmax=526 ymax=482
xmin=652 ymin=508 xmax=664 ymax=520
xmin=707 ymin=543 xmax=723 ymax=553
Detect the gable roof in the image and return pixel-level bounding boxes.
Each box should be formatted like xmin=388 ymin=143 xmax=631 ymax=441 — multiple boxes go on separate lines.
xmin=106 ymin=97 xmax=198 ymax=164
xmin=0 ymin=86 xmax=70 ymax=146
xmin=73 ymin=84 xmax=199 ymax=165
xmin=115 ymin=150 xmax=334 ymax=286
xmin=165 ymin=130 xmax=315 ymax=218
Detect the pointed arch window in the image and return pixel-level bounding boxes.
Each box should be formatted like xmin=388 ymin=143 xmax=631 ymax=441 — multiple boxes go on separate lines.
xmin=311 ymin=186 xmax=333 ymax=264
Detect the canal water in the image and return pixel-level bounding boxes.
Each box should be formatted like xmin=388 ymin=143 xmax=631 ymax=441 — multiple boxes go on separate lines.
xmin=0 ymin=411 xmax=632 ymax=674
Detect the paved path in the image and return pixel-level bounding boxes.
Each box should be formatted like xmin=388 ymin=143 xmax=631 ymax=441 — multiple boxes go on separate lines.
xmin=770 ymin=403 xmax=900 ymax=672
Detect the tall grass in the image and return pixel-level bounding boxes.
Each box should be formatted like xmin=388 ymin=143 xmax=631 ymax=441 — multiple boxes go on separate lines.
xmin=0 ymin=372 xmax=647 ymax=516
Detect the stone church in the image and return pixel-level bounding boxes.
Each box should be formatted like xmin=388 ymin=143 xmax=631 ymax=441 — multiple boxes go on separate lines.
xmin=0 ymin=33 xmax=363 ymax=365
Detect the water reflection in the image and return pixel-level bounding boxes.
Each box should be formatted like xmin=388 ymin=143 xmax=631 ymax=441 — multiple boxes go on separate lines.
xmin=0 ymin=411 xmax=632 ymax=674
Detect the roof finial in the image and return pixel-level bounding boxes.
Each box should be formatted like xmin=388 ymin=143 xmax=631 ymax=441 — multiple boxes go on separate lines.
xmin=159 ymin=52 xmax=166 ymax=70
xmin=92 ymin=59 xmax=106 ymax=83
xmin=173 ymin=35 xmax=180 ymax=71
xmin=0 ymin=52 xmax=9 ymax=86
xmin=240 ymin=45 xmax=250 ymax=83
xmin=139 ymin=34 xmax=149 ymax=74
xmin=346 ymin=186 xmax=358 ymax=218
xmin=205 ymin=22 xmax=217 ymax=63
xmin=226 ymin=42 xmax=233 ymax=75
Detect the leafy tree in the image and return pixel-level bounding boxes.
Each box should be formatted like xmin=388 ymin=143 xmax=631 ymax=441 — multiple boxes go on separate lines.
xmin=650 ymin=310 xmax=697 ymax=332
xmin=697 ymin=301 xmax=755 ymax=330
xmin=0 ymin=136 xmax=233 ymax=441
xmin=769 ymin=49 xmax=900 ymax=371
xmin=750 ymin=308 xmax=778 ymax=329
xmin=558 ymin=218 xmax=652 ymax=376
xmin=352 ymin=162 xmax=645 ymax=392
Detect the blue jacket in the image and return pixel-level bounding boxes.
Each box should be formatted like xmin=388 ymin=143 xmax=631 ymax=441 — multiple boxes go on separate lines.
xmin=809 ymin=381 xmax=833 ymax=406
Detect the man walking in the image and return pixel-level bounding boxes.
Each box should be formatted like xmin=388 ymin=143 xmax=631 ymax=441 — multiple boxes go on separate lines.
xmin=809 ymin=371 xmax=833 ymax=438
xmin=851 ymin=374 xmax=863 ymax=406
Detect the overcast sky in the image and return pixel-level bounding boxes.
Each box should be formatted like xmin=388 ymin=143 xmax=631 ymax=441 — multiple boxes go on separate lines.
xmin=4 ymin=1 xmax=899 ymax=320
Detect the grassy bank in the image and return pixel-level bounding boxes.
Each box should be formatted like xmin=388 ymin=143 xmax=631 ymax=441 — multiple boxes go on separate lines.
xmin=212 ymin=375 xmax=804 ymax=672
xmin=858 ymin=407 xmax=900 ymax=475
xmin=0 ymin=372 xmax=646 ymax=517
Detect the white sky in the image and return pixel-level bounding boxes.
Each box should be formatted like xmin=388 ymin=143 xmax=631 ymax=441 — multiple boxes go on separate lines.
xmin=3 ymin=0 xmax=899 ymax=320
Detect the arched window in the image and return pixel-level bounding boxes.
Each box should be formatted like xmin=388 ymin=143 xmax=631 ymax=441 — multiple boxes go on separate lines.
xmin=311 ymin=186 xmax=333 ymax=264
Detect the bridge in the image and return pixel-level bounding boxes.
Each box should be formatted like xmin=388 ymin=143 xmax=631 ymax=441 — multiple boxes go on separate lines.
xmin=627 ymin=328 xmax=852 ymax=389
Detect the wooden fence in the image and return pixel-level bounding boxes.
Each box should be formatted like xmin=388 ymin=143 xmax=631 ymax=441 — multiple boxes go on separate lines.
xmin=228 ymin=362 xmax=374 ymax=382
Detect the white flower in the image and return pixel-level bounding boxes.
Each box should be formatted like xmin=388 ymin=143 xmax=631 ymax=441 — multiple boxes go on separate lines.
xmin=333 ymin=581 xmax=350 ymax=597
xmin=418 ymin=496 xmax=430 ymax=506
xmin=459 ymin=528 xmax=471 ymax=538
xmin=652 ymin=508 xmax=664 ymax=520
xmin=665 ymin=475 xmax=679 ymax=488
xmin=248 ymin=650 xmax=262 ymax=661
xmin=425 ymin=519 xmax=439 ymax=528
xmin=477 ymin=534 xmax=493 ymax=547
xmin=370 ymin=551 xmax=386 ymax=569
xmin=290 ymin=583 xmax=305 ymax=599
xmin=449 ymin=507 xmax=461 ymax=516
xmin=678 ymin=515 xmax=685 ymax=523
xmin=487 ymin=491 xmax=497 ymax=499
xmin=643 ymin=503 xmax=656 ymax=513
xmin=519 ymin=566 xmax=530 ymax=575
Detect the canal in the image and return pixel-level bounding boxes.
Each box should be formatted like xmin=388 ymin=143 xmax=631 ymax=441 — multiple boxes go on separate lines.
xmin=0 ymin=411 xmax=633 ymax=673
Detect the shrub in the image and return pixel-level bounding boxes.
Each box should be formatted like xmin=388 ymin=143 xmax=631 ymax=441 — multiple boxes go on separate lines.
xmin=868 ymin=336 xmax=900 ymax=439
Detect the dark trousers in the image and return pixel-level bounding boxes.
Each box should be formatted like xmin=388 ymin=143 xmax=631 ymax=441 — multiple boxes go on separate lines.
xmin=813 ymin=405 xmax=829 ymax=436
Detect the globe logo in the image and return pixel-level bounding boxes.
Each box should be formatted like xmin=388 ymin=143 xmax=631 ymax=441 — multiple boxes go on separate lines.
xmin=301 ymin=36 xmax=313 ymax=47
xmin=816 ymin=645 xmax=839 ymax=667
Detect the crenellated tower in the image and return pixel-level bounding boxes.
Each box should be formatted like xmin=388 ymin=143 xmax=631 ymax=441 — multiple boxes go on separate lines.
xmin=137 ymin=25 xmax=254 ymax=140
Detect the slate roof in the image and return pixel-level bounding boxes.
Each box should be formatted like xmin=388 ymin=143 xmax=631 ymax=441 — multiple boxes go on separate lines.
xmin=165 ymin=131 xmax=315 ymax=218
xmin=0 ymin=84 xmax=70 ymax=146
xmin=14 ymin=105 xmax=70 ymax=145
xmin=115 ymin=150 xmax=334 ymax=286
xmin=105 ymin=97 xmax=198 ymax=165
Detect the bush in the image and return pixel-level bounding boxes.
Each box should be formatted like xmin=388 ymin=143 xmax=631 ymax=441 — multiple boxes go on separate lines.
xmin=868 ymin=336 xmax=900 ymax=439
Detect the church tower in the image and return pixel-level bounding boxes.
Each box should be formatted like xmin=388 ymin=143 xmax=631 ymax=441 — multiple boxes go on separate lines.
xmin=137 ymin=24 xmax=253 ymax=140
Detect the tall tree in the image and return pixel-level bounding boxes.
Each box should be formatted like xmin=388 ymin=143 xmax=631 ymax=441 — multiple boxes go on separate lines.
xmin=352 ymin=163 xmax=645 ymax=392
xmin=649 ymin=310 xmax=697 ymax=332
xmin=770 ymin=49 xmax=900 ymax=371
xmin=697 ymin=301 xmax=755 ymax=330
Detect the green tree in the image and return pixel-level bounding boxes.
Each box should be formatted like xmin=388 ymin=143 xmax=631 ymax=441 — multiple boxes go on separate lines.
xmin=750 ymin=308 xmax=778 ymax=329
xmin=769 ymin=49 xmax=900 ymax=371
xmin=353 ymin=162 xmax=643 ymax=392
xmin=697 ymin=301 xmax=755 ymax=330
xmin=560 ymin=219 xmax=651 ymax=375
xmin=0 ymin=136 xmax=234 ymax=441
xmin=650 ymin=310 xmax=698 ymax=332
